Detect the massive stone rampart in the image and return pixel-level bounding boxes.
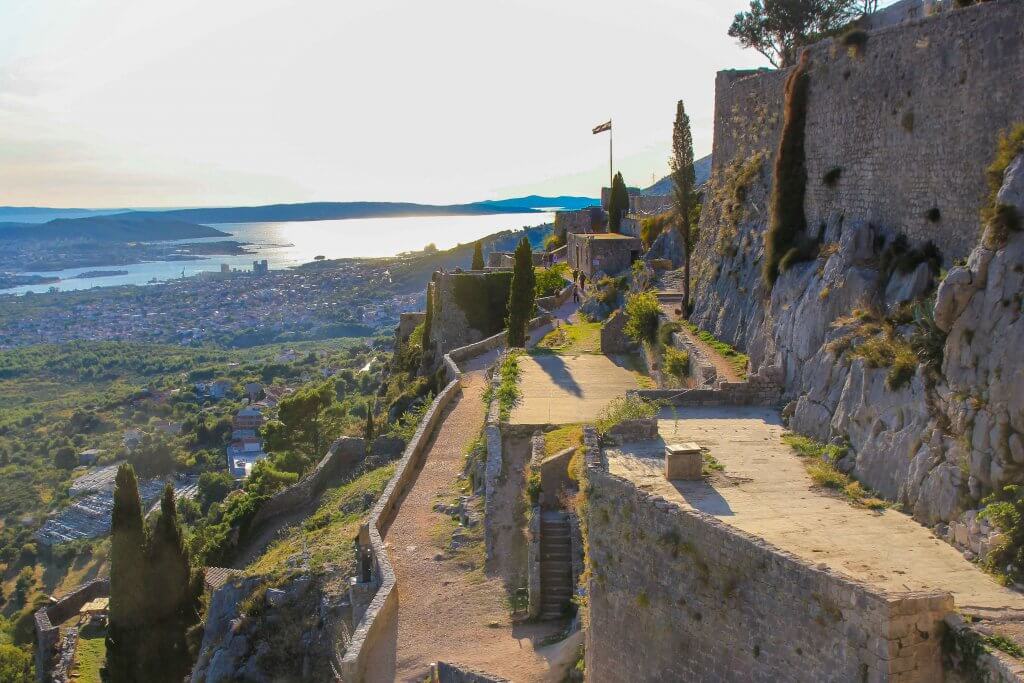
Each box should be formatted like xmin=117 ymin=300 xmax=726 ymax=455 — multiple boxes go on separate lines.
xmin=582 ymin=431 xmax=953 ymax=682
xmin=689 ymin=0 xmax=1024 ymax=528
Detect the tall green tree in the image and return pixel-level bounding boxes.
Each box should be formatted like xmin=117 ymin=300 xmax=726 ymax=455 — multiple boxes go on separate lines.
xmin=506 ymin=238 xmax=536 ymax=348
xmin=728 ymin=0 xmax=858 ymax=68
xmin=106 ymin=464 xmax=147 ymax=682
xmin=608 ymin=172 xmax=630 ymax=233
xmin=265 ymin=381 xmax=335 ymax=457
xmin=422 ymin=284 xmax=434 ymax=358
xmin=143 ymin=486 xmax=200 ymax=682
xmin=364 ymin=399 xmax=376 ymax=442
xmin=472 ymin=241 xmax=485 ymax=270
xmin=670 ymin=99 xmax=698 ymax=314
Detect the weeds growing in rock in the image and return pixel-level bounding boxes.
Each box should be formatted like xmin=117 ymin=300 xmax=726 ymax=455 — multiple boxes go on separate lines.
xmin=664 ymin=346 xmax=691 ymax=380
xmin=982 ymin=123 xmax=1024 ymax=247
xmin=782 ymin=433 xmax=887 ymax=509
xmin=979 ymin=485 xmax=1024 ymax=584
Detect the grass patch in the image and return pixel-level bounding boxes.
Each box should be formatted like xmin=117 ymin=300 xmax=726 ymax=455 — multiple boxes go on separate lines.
xmin=534 ymin=320 xmax=602 ymax=355
xmin=73 ymin=622 xmax=106 ymax=683
xmin=545 ymin=424 xmax=584 ymax=458
xmin=782 ymin=433 xmax=888 ymax=510
xmin=485 ymin=351 xmax=522 ymax=421
xmin=595 ymin=395 xmax=659 ymax=436
xmin=682 ymin=322 xmax=748 ymax=379
xmin=246 ymin=464 xmax=394 ymax=577
xmin=982 ymin=123 xmax=1024 ymax=247
xmin=702 ymin=451 xmax=725 ymax=476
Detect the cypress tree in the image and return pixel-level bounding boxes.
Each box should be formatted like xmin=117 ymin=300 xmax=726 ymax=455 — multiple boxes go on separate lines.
xmin=670 ymin=99 xmax=697 ymax=314
xmin=471 ymin=241 xmax=485 ymax=270
xmin=608 ymin=172 xmax=630 ymax=233
xmin=506 ymin=237 xmax=536 ymax=347
xmin=106 ymin=464 xmax=147 ymax=682
xmin=143 ymin=485 xmax=197 ymax=682
xmin=422 ymin=284 xmax=433 ymax=357
xmin=364 ymin=400 xmax=375 ymax=442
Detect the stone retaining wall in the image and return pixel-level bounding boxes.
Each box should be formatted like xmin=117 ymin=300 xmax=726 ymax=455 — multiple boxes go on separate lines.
xmin=249 ymin=437 xmax=366 ymax=531
xmin=34 ymin=579 xmax=109 ymax=683
xmin=633 ymin=369 xmax=783 ymax=408
xmin=670 ymin=331 xmax=717 ymax=386
xmin=580 ymin=427 xmax=952 ymax=682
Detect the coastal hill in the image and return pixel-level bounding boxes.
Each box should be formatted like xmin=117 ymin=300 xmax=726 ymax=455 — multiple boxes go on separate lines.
xmin=0 ymin=214 xmax=229 ymax=242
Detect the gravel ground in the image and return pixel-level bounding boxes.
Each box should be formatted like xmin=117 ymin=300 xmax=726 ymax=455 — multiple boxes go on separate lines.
xmin=365 ymin=371 xmax=564 ymax=682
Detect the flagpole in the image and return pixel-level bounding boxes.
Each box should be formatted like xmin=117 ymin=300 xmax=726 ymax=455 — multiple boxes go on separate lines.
xmin=609 ymin=119 xmax=613 ymax=190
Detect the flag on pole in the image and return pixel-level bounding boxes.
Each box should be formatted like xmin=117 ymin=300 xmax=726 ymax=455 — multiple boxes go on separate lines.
xmin=592 ymin=120 xmax=612 ymax=134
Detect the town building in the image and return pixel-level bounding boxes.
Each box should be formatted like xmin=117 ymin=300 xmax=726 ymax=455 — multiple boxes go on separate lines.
xmin=567 ymin=232 xmax=642 ymax=281
xmin=227 ymin=438 xmax=268 ymax=479
xmin=232 ymin=406 xmax=264 ymax=439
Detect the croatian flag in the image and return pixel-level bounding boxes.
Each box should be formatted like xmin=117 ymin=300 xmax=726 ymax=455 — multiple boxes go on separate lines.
xmin=592 ymin=120 xmax=611 ymax=134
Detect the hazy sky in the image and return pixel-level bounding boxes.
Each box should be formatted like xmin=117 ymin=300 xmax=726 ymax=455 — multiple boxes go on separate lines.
xmin=2 ymin=1 xmax=785 ymax=207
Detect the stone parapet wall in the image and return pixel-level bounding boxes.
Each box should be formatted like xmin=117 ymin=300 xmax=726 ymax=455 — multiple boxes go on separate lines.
xmin=341 ymin=305 xmax=558 ymax=680
xmin=581 ymin=432 xmax=953 ymax=682
xmin=34 ymin=579 xmax=110 ymax=683
xmin=339 ymin=377 xmax=461 ymax=681
xmin=250 ymin=437 xmax=366 ymax=530
xmin=633 ymin=370 xmax=782 ymax=408
xmin=396 ymin=312 xmax=425 ymax=346
xmin=627 ymin=194 xmax=672 ymax=216
xmin=670 ymin=331 xmax=717 ymax=386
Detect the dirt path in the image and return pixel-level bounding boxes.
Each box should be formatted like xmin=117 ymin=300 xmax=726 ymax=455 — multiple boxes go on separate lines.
xmin=365 ymin=372 xmax=563 ymax=682
xmin=656 ymin=291 xmax=743 ymax=384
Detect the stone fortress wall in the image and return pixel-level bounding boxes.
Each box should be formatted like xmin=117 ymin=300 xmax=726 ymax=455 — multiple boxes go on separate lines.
xmin=710 ymin=0 xmax=1024 ymax=263
xmin=580 ymin=428 xmax=960 ymax=683
xmin=689 ymin=0 xmax=1024 ymax=528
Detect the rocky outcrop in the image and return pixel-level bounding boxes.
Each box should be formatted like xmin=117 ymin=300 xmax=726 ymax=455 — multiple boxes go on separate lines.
xmin=599 ymin=310 xmax=638 ymax=354
xmin=644 ymin=227 xmax=684 ymax=267
xmin=191 ymin=572 xmax=355 ymax=683
xmin=691 ymin=148 xmax=1024 ymax=532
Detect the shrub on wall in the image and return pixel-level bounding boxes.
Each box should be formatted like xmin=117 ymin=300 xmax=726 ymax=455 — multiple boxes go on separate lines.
xmin=764 ymin=51 xmax=811 ymax=288
xmin=623 ymin=291 xmax=661 ymax=345
xmin=452 ymin=271 xmax=513 ymax=337
xmin=982 ymin=123 xmax=1024 ymax=248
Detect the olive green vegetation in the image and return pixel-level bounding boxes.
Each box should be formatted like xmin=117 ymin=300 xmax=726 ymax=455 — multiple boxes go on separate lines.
xmin=595 ymin=395 xmax=659 ymax=436
xmin=247 ymin=464 xmax=394 ymax=577
xmin=979 ymin=485 xmax=1024 ymax=585
xmin=608 ymin=172 xmax=630 ymax=233
xmin=471 ymin=241 xmax=485 ymax=270
xmin=782 ymin=434 xmax=887 ymax=510
xmin=0 ymin=337 xmax=397 ymax=649
xmin=452 ymin=271 xmax=514 ymax=337
xmin=982 ymin=123 xmax=1024 ymax=247
xmin=640 ymin=212 xmax=674 ymax=250
xmin=506 ymin=238 xmax=536 ymax=348
xmin=0 ymin=643 xmax=33 ymax=683
xmin=535 ymin=265 xmax=568 ymax=298
xmin=663 ymin=346 xmax=691 ymax=380
xmin=765 ymin=51 xmax=812 ymax=288
xmin=826 ymin=303 xmax=940 ymax=391
xmin=623 ymin=292 xmax=661 ymax=345
xmin=682 ymin=322 xmax=749 ymax=379
xmin=422 ymin=285 xmax=434 ymax=355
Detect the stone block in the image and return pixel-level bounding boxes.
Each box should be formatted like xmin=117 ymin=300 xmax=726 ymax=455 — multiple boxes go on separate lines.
xmin=665 ymin=442 xmax=702 ymax=481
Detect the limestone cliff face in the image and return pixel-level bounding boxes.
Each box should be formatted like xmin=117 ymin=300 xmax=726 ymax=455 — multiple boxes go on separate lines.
xmin=691 ymin=146 xmax=1024 ymax=533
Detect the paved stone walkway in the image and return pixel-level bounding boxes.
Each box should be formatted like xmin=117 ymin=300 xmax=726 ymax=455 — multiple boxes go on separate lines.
xmin=509 ymin=354 xmax=641 ymax=425
xmin=606 ymin=406 xmax=1024 ymax=618
xmin=657 ymin=290 xmax=743 ymax=383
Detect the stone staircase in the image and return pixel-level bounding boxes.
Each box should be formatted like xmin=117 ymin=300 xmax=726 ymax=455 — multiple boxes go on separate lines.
xmin=539 ymin=511 xmax=573 ymax=621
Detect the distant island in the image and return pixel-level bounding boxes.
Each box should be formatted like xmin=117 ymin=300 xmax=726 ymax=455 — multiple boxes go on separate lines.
xmin=70 ymin=270 xmax=130 ymax=279
xmin=0 ymin=214 xmax=229 ymax=242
